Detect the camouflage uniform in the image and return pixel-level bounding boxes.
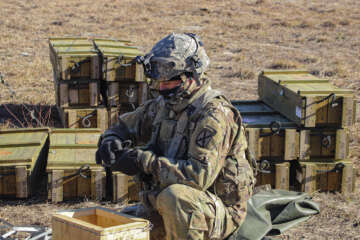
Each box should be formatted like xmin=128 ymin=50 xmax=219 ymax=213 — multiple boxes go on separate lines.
xmin=105 ymin=79 xmax=255 ymax=240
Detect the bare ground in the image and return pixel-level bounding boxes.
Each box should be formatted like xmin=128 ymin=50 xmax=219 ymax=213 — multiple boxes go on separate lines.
xmin=0 ymin=0 xmax=359 ymax=239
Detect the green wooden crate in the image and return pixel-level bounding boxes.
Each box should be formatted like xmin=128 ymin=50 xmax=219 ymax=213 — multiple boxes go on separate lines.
xmin=258 ymin=70 xmax=357 ymax=128
xmin=233 ymin=100 xmax=299 ymax=161
xmin=94 ymin=39 xmax=144 ymax=82
xmin=233 ymin=100 xmax=349 ymax=162
xmin=0 ymin=128 xmax=49 ymax=198
xmin=295 ymin=160 xmax=356 ymax=196
xmin=47 ymin=128 xmax=130 ymax=203
xmin=47 ymin=128 xmax=103 ymax=202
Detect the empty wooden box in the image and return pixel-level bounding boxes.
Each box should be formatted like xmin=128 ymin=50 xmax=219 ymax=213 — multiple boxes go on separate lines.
xmin=52 ymin=207 xmax=150 ymax=240
xmin=0 ymin=128 xmax=49 ymax=198
xmin=295 ymin=160 xmax=356 ymax=196
xmin=258 ymin=70 xmax=357 ymax=128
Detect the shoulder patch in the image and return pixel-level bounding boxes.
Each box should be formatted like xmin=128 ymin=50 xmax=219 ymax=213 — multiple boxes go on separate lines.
xmin=196 ymin=127 xmax=217 ymax=149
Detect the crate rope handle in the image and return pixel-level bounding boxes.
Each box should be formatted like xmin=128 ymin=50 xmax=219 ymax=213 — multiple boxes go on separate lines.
xmin=306 ymin=93 xmax=337 ymax=108
xmin=316 ymin=162 xmax=345 ymax=173
xmin=52 ymin=164 xmax=91 ymax=186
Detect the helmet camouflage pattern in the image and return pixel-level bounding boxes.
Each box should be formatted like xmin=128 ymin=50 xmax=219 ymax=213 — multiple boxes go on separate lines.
xmin=137 ymin=33 xmax=210 ymax=82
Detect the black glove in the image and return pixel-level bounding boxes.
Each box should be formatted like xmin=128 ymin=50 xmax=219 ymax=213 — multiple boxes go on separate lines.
xmin=112 ymin=148 xmax=141 ymax=176
xmin=96 ymin=136 xmax=123 ymax=166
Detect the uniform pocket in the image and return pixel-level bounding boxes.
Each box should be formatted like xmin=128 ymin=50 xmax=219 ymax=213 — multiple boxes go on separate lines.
xmin=189 ymin=211 xmax=209 ymax=231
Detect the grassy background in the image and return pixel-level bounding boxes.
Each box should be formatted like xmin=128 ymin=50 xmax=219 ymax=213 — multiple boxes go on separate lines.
xmin=0 ymin=0 xmax=359 ymax=239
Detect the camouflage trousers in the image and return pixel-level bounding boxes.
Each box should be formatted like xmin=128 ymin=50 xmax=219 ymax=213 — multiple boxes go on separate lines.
xmin=150 ymin=184 xmax=241 ymax=240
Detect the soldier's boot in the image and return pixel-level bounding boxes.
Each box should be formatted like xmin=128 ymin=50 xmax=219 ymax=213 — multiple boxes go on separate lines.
xmin=156 ymin=184 xmax=238 ymax=240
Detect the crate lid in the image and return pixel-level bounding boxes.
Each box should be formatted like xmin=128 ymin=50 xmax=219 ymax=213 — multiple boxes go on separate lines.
xmin=232 ymin=100 xmax=297 ymax=128
xmin=231 ymin=100 xmax=275 ymax=113
xmin=261 ymin=70 xmax=327 ymax=84
xmin=49 ymin=37 xmax=143 ymax=58
xmin=260 ymin=70 xmax=354 ymax=96
xmin=94 ymin=39 xmax=143 ymax=58
xmin=49 ymin=38 xmax=98 ymax=56
xmin=47 ymin=128 xmax=102 ymax=170
xmin=0 ymin=128 xmax=49 ymax=169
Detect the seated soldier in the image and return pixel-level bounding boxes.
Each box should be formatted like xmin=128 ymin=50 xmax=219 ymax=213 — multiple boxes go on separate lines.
xmin=96 ymin=33 xmax=255 ymax=240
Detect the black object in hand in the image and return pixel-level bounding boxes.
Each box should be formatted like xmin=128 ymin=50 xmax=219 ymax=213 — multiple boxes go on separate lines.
xmin=112 ymin=148 xmax=140 ymax=176
xmin=96 ymin=138 xmax=123 ymax=166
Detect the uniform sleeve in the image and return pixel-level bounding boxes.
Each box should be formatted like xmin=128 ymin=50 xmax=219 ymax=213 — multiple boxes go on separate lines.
xmin=137 ymin=101 xmax=238 ymax=191
xmin=104 ymin=99 xmax=157 ymax=145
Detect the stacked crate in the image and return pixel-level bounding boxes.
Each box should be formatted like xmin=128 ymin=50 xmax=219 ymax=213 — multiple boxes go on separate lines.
xmin=49 ymin=37 xmax=148 ymax=131
xmin=257 ymin=70 xmax=357 ymax=195
xmin=47 ymin=128 xmax=135 ymax=203
xmin=232 ymin=101 xmax=296 ymax=190
xmin=0 ymin=128 xmax=49 ymax=199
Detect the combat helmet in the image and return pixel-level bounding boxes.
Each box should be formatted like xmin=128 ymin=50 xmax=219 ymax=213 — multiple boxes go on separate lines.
xmin=136 ymin=33 xmax=210 ymax=83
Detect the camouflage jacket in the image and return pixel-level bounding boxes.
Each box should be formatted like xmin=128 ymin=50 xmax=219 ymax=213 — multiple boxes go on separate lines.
xmin=106 ymin=80 xmax=254 ymax=225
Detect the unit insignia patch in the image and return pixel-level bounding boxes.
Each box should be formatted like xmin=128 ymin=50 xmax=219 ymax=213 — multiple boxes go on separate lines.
xmin=195 ymin=128 xmax=216 ymax=148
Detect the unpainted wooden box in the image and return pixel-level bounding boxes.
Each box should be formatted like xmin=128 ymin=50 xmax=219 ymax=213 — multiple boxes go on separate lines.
xmin=0 ymin=128 xmax=49 ymax=198
xmin=52 ymin=207 xmax=150 ymax=240
xmin=106 ymin=82 xmax=148 ymax=107
xmin=258 ymin=70 xmax=357 ymax=128
xmin=256 ymin=161 xmax=290 ymax=190
xmin=295 ymin=160 xmax=356 ymax=196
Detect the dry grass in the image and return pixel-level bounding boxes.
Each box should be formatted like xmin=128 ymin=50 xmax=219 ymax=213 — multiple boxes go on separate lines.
xmin=0 ymin=0 xmax=359 ymax=238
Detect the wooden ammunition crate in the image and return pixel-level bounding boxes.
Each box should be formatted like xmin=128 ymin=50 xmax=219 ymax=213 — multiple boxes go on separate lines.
xmin=106 ymin=82 xmax=148 ymax=107
xmin=94 ymin=39 xmax=144 ymax=82
xmin=57 ymin=106 xmax=120 ymax=131
xmin=47 ymin=128 xmax=103 ymax=202
xmin=299 ymin=128 xmax=349 ymax=161
xmin=56 ymin=80 xmax=99 ymax=108
xmin=258 ymin=70 xmax=357 ymax=128
xmin=0 ymin=128 xmax=49 ymax=198
xmin=50 ymin=37 xmax=146 ymax=109
xmin=47 ymin=129 xmax=130 ymax=203
xmin=295 ymin=160 xmax=356 ymax=195
xmin=256 ymin=161 xmax=290 ymax=190
xmin=52 ymin=207 xmax=150 ymax=240
xmin=49 ymin=38 xmax=100 ymax=82
xmin=232 ymin=100 xmax=299 ymax=161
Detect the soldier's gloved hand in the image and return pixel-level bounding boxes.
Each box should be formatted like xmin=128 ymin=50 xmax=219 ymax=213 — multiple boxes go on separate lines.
xmin=112 ymin=148 xmax=141 ymax=176
xmin=96 ymin=136 xmax=123 ymax=166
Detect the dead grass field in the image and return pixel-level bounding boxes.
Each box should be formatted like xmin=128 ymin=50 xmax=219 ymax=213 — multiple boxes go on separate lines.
xmin=0 ymin=0 xmax=359 ymax=239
